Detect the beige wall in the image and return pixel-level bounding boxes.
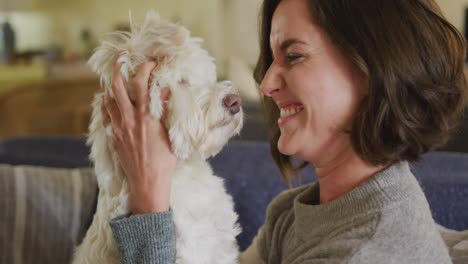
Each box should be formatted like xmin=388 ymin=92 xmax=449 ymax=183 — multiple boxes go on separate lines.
xmin=223 ymin=0 xmax=262 ymax=66
xmin=2 ymin=0 xmax=227 ymax=70
xmin=0 ymin=12 xmax=54 ymax=51
xmin=29 ymin=0 xmax=224 ymax=61
xmin=1 ymin=0 xmax=467 ymax=68
xmin=437 ymin=0 xmax=468 ymax=32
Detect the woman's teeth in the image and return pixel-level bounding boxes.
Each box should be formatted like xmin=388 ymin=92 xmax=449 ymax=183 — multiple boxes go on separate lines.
xmin=280 ymin=107 xmax=303 ymax=118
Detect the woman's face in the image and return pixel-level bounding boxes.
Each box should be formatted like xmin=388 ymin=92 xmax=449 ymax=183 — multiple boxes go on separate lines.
xmin=260 ymin=0 xmax=368 ymax=166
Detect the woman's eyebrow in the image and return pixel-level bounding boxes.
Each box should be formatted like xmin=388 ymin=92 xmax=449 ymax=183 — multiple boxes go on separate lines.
xmin=280 ymin=38 xmax=307 ymax=51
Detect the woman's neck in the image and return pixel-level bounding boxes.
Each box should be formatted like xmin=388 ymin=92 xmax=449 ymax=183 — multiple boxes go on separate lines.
xmin=313 ymin=147 xmax=389 ymax=204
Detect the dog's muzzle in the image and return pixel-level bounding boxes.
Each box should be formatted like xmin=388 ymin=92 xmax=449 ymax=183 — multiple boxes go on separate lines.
xmin=223 ymin=94 xmax=242 ymax=115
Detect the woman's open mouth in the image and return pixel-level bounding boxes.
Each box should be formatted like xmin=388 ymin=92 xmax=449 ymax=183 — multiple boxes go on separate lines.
xmin=278 ymin=105 xmax=304 ymax=126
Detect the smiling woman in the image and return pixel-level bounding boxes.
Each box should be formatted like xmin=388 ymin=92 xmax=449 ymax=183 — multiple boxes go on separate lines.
xmin=249 ymin=0 xmax=466 ymax=263
xmin=255 ymin=0 xmax=467 ymax=181
xmin=259 ymin=1 xmax=369 ymax=171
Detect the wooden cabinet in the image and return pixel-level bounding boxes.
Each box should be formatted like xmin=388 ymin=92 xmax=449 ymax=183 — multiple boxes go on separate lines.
xmin=0 ymin=78 xmax=101 ymax=139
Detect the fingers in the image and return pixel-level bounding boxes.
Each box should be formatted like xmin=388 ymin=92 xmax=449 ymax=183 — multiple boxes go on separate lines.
xmin=103 ymin=92 xmax=122 ymax=127
xmin=101 ymin=98 xmax=111 ymax=126
xmin=112 ymin=60 xmax=134 ymax=117
xmin=160 ymin=87 xmax=171 ymax=101
xmin=133 ymin=61 xmax=158 ymax=113
xmin=109 ymin=57 xmax=159 ymax=124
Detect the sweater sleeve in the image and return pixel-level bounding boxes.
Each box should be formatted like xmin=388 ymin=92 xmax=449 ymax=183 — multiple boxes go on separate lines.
xmin=109 ymin=211 xmax=176 ymax=264
xmin=239 ymin=227 xmax=266 ymax=264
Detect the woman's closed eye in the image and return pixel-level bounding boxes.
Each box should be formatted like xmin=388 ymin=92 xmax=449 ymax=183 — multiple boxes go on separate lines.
xmin=286 ymin=53 xmax=303 ymax=64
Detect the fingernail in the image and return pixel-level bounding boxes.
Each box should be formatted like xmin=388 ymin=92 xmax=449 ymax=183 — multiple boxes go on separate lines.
xmin=117 ymin=56 xmax=126 ymax=65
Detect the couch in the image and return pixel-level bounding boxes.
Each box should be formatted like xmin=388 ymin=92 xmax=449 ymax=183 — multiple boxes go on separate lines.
xmin=0 ymin=136 xmax=467 ymax=263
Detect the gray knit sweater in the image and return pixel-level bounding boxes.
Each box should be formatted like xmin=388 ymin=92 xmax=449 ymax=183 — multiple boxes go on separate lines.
xmin=110 ymin=161 xmax=451 ymax=263
xmin=256 ymin=161 xmax=451 ymax=263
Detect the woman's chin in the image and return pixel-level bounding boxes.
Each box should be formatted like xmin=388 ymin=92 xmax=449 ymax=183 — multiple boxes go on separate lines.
xmin=277 ymin=134 xmax=297 ymax=156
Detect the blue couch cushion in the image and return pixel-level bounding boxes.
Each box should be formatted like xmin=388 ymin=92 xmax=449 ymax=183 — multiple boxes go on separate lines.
xmin=0 ymin=137 xmax=467 ymax=251
xmin=411 ymin=152 xmax=468 ymax=231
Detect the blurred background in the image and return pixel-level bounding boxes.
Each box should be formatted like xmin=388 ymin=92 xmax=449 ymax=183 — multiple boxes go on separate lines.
xmin=0 ymin=0 xmax=467 ymax=152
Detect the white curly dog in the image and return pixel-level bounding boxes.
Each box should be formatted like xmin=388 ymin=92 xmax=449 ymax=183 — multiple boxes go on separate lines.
xmin=72 ymin=11 xmax=243 ymax=264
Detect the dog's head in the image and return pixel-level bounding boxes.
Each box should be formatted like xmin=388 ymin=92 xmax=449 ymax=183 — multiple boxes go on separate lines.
xmin=89 ymin=11 xmax=243 ymax=160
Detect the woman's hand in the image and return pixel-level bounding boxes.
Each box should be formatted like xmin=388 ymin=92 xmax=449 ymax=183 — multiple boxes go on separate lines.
xmin=101 ymin=59 xmax=177 ymax=214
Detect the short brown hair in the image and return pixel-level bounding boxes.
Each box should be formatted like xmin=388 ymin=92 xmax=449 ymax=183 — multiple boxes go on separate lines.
xmin=254 ymin=0 xmax=468 ymax=180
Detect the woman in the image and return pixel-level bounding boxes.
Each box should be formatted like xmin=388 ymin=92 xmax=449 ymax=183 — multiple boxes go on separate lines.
xmin=103 ymin=0 xmax=467 ymax=263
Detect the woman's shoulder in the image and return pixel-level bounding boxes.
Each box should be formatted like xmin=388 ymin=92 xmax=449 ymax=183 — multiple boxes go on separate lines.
xmin=264 ymin=183 xmax=315 ymax=221
xmin=256 ymin=183 xmax=315 ymax=260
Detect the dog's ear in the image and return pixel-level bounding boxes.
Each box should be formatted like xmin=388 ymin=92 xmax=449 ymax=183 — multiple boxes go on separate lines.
xmin=166 ymin=85 xmax=199 ymax=160
xmin=169 ymin=122 xmax=195 ymax=160
xmin=148 ymin=66 xmax=187 ymax=118
xmin=148 ymin=69 xmax=193 ymax=160
xmin=168 ymin=113 xmax=205 ymax=160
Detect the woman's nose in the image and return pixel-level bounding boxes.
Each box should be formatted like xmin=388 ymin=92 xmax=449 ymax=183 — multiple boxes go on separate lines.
xmin=260 ymin=64 xmax=283 ymax=97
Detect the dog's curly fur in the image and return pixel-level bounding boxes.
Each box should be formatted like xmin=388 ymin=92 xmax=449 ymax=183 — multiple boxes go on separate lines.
xmin=72 ymin=11 xmax=243 ymax=264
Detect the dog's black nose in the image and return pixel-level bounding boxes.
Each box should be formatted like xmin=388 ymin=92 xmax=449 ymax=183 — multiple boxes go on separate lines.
xmin=223 ymin=94 xmax=242 ymax=115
